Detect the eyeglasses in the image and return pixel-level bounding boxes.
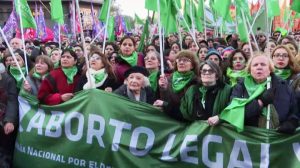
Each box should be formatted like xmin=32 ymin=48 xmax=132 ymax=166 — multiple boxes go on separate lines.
xmin=176 ymin=58 xmax=191 ymax=63
xmin=90 ymin=55 xmax=101 ymax=61
xmin=273 ymin=53 xmax=288 ymax=59
xmin=201 ymin=68 xmax=214 ymax=75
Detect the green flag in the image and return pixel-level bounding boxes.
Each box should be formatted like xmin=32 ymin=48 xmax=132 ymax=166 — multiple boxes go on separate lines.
xmin=267 ymin=0 xmax=280 ymax=18
xmin=50 ymin=0 xmax=64 ymax=24
xmin=214 ymin=0 xmax=231 ymax=21
xmin=183 ymin=0 xmax=192 ymax=27
xmin=295 ymin=12 xmax=300 ymax=18
xmin=236 ymin=8 xmax=248 ymax=42
xmin=135 ymin=14 xmax=144 ymax=25
xmin=99 ymin=0 xmax=110 ymax=22
xmin=236 ymin=0 xmax=251 ymax=21
xmin=291 ymin=0 xmax=300 ymax=13
xmin=107 ymin=16 xmax=115 ymax=42
xmin=124 ymin=17 xmax=133 ymax=32
xmin=197 ymin=0 xmax=204 ymax=18
xmin=137 ymin=19 xmax=150 ymax=52
xmin=163 ymin=0 xmax=179 ymax=35
xmin=14 ymin=0 xmax=36 ymax=28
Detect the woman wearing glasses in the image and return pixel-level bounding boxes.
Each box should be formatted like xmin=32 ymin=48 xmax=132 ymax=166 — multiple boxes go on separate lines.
xmin=153 ymin=50 xmax=198 ymax=121
xmin=180 ymin=60 xmax=231 ymax=124
xmin=76 ymin=51 xmax=118 ymax=92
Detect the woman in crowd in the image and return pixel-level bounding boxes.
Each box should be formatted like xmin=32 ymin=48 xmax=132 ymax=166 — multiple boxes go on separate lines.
xmin=76 ymin=51 xmax=118 ymax=92
xmin=188 ymin=41 xmax=199 ymax=55
xmin=241 ymin=42 xmax=257 ymax=59
xmin=226 ymin=49 xmax=248 ymax=86
xmin=2 ymin=52 xmax=13 ymax=69
xmin=180 ymin=60 xmax=231 ymax=124
xmin=144 ymin=44 xmax=159 ymax=55
xmin=205 ymin=50 xmax=222 ymax=67
xmin=182 ymin=34 xmax=193 ymax=49
xmin=197 ymin=46 xmax=208 ymax=62
xmin=154 ymin=50 xmax=198 ymax=121
xmin=114 ymin=36 xmax=144 ymax=83
xmin=263 ymin=38 xmax=277 ymax=54
xmin=114 ymin=66 xmax=155 ymax=104
xmin=38 ymin=49 xmax=81 ymax=105
xmin=50 ymin=48 xmax=61 ymax=69
xmin=170 ymin=42 xmax=181 ymax=54
xmin=224 ymin=53 xmax=298 ymax=134
xmin=104 ymin=42 xmax=118 ymax=57
xmin=23 ymin=55 xmax=54 ymax=96
xmin=271 ymin=45 xmax=300 ymax=82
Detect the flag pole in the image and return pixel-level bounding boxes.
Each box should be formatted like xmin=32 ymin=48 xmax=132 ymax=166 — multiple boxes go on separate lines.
xmin=75 ymin=0 xmax=93 ymax=88
xmin=245 ymin=17 xmax=259 ymax=51
xmin=276 ymin=11 xmax=292 ymax=43
xmin=241 ymin=10 xmax=254 ymax=57
xmin=189 ymin=1 xmax=196 ymax=41
xmin=58 ymin=24 xmax=61 ymax=49
xmin=157 ymin=0 xmax=165 ymax=75
xmin=174 ymin=1 xmax=199 ymax=48
xmin=203 ymin=1 xmax=207 ymax=41
xmin=0 ymin=27 xmax=26 ymax=81
xmin=102 ymin=0 xmax=112 ymax=53
xmin=17 ymin=0 xmax=29 ymax=75
xmin=90 ymin=27 xmax=105 ymax=44
xmin=250 ymin=0 xmax=264 ymax=32
xmin=176 ymin=15 xmax=183 ymax=49
xmin=72 ymin=0 xmax=76 ymax=41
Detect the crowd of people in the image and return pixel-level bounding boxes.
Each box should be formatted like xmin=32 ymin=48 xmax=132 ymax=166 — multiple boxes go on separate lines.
xmin=0 ymin=29 xmax=300 ymax=167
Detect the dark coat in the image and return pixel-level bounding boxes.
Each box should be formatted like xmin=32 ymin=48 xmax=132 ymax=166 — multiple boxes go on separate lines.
xmin=75 ymin=74 xmax=119 ymax=92
xmin=113 ymin=84 xmax=155 ymax=105
xmin=231 ymin=75 xmax=299 ymax=127
xmin=114 ymin=53 xmax=145 ymax=84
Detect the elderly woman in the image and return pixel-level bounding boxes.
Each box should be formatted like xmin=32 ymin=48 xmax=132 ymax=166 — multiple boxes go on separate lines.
xmin=114 ymin=66 xmax=155 ymax=104
xmin=76 ymin=51 xmax=118 ymax=92
xmin=180 ymin=60 xmax=231 ymax=124
xmin=222 ymin=53 xmax=299 ymax=134
xmin=114 ymin=36 xmax=144 ymax=83
xmin=38 ymin=49 xmax=80 ymax=105
xmin=155 ymin=50 xmax=198 ymax=121
xmin=271 ymin=45 xmax=300 ymax=82
xmin=23 ymin=55 xmax=53 ymax=96
xmin=226 ymin=49 xmax=248 ymax=86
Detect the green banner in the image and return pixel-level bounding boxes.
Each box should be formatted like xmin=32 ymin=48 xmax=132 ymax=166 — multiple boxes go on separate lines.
xmin=14 ymin=90 xmax=300 ymax=168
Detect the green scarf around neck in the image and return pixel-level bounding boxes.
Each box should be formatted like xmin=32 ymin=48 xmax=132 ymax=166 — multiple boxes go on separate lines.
xmin=62 ymin=66 xmax=78 ymax=84
xmin=226 ymin=68 xmax=248 ymax=86
xmin=120 ymin=52 xmax=138 ymax=66
xmin=149 ymin=70 xmax=159 ymax=92
xmin=172 ymin=71 xmax=195 ymax=93
xmin=220 ymin=75 xmax=270 ymax=132
xmin=199 ymin=86 xmax=207 ymax=109
xmin=9 ymin=66 xmax=26 ymax=89
xmin=93 ymin=69 xmax=106 ymax=83
xmin=32 ymin=70 xmax=48 ymax=80
xmin=54 ymin=62 xmax=60 ymax=69
xmin=274 ymin=68 xmax=291 ymax=80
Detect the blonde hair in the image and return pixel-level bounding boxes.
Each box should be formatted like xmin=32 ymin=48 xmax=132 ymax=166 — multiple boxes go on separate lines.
xmin=271 ymin=45 xmax=300 ymax=73
xmin=245 ymin=52 xmax=275 ymax=73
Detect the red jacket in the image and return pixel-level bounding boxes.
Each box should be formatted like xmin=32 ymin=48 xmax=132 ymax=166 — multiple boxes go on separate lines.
xmin=114 ymin=52 xmax=145 ymax=84
xmin=38 ymin=68 xmax=80 ymax=105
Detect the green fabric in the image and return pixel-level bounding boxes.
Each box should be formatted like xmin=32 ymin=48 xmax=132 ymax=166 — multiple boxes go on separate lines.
xmin=14 ymin=89 xmax=300 ymax=168
xmin=226 ymin=68 xmax=248 ymax=86
xmin=99 ymin=0 xmax=110 ymax=22
xmin=214 ymin=0 xmax=231 ymax=21
xmin=149 ymin=70 xmax=159 ymax=92
xmin=124 ymin=17 xmax=133 ymax=31
xmin=93 ymin=70 xmax=106 ymax=84
xmin=198 ymin=86 xmax=207 ymax=108
xmin=291 ymin=0 xmax=300 ymax=13
xmin=274 ymin=68 xmax=291 ymax=80
xmin=14 ymin=0 xmax=36 ymax=28
xmin=62 ymin=66 xmax=78 ymax=84
xmin=163 ymin=0 xmax=179 ymax=35
xmin=120 ymin=52 xmax=138 ymax=66
xmin=54 ymin=62 xmax=60 ymax=69
xmin=107 ymin=16 xmax=115 ymax=42
xmin=235 ymin=2 xmax=248 ymax=42
xmin=134 ymin=13 xmax=144 ymax=25
xmin=180 ymin=84 xmax=232 ymax=121
xmin=137 ymin=19 xmax=150 ymax=52
xmin=32 ymin=71 xmax=42 ymax=80
xmin=267 ymin=0 xmax=280 ymax=18
xmin=9 ymin=66 xmax=26 ymax=89
xmin=220 ymin=75 xmax=269 ymax=132
xmin=171 ymin=71 xmax=195 ymax=93
xmin=50 ymin=0 xmax=64 ymax=24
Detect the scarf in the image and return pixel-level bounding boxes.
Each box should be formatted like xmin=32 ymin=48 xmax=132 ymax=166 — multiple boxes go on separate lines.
xmin=120 ymin=52 xmax=138 ymax=66
xmin=199 ymin=86 xmax=207 ymax=109
xmin=127 ymin=87 xmax=147 ymax=103
xmin=54 ymin=62 xmax=60 ymax=69
xmin=226 ymin=68 xmax=248 ymax=86
xmin=220 ymin=75 xmax=269 ymax=132
xmin=148 ymin=70 xmax=159 ymax=92
xmin=62 ymin=66 xmax=78 ymax=84
xmin=274 ymin=68 xmax=291 ymax=80
xmin=172 ymin=71 xmax=195 ymax=93
xmin=9 ymin=66 xmax=26 ymax=89
xmin=83 ymin=68 xmax=108 ymax=90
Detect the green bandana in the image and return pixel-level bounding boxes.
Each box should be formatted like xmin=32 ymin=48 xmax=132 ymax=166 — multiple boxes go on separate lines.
xmin=120 ymin=52 xmax=138 ymax=66
xmin=9 ymin=66 xmax=26 ymax=89
xmin=32 ymin=71 xmax=42 ymax=80
xmin=199 ymin=86 xmax=207 ymax=109
xmin=172 ymin=71 xmax=195 ymax=93
xmin=220 ymin=75 xmax=270 ymax=132
xmin=93 ymin=70 xmax=106 ymax=83
xmin=226 ymin=68 xmax=248 ymax=86
xmin=62 ymin=66 xmax=78 ymax=84
xmin=149 ymin=70 xmax=159 ymax=92
xmin=274 ymin=68 xmax=291 ymax=80
xmin=54 ymin=62 xmax=60 ymax=69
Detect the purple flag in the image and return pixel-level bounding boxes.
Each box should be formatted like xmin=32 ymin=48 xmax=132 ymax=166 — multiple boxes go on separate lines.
xmin=37 ymin=5 xmax=47 ymax=40
xmin=34 ymin=2 xmax=38 ymax=38
xmin=69 ymin=1 xmax=76 ymax=40
xmin=3 ymin=11 xmax=18 ymax=40
xmin=53 ymin=23 xmax=59 ymax=42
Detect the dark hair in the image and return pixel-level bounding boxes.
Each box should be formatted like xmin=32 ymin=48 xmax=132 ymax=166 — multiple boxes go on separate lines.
xmin=73 ymin=44 xmax=83 ymax=51
xmin=62 ymin=48 xmax=77 ymax=60
xmin=105 ymin=42 xmax=118 ymax=51
xmin=198 ymin=60 xmax=223 ymax=84
xmin=29 ymin=55 xmax=54 ymax=77
xmin=228 ymin=49 xmax=248 ymax=69
xmin=174 ymin=50 xmax=199 ymax=73
xmin=120 ymin=36 xmax=136 ymax=46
